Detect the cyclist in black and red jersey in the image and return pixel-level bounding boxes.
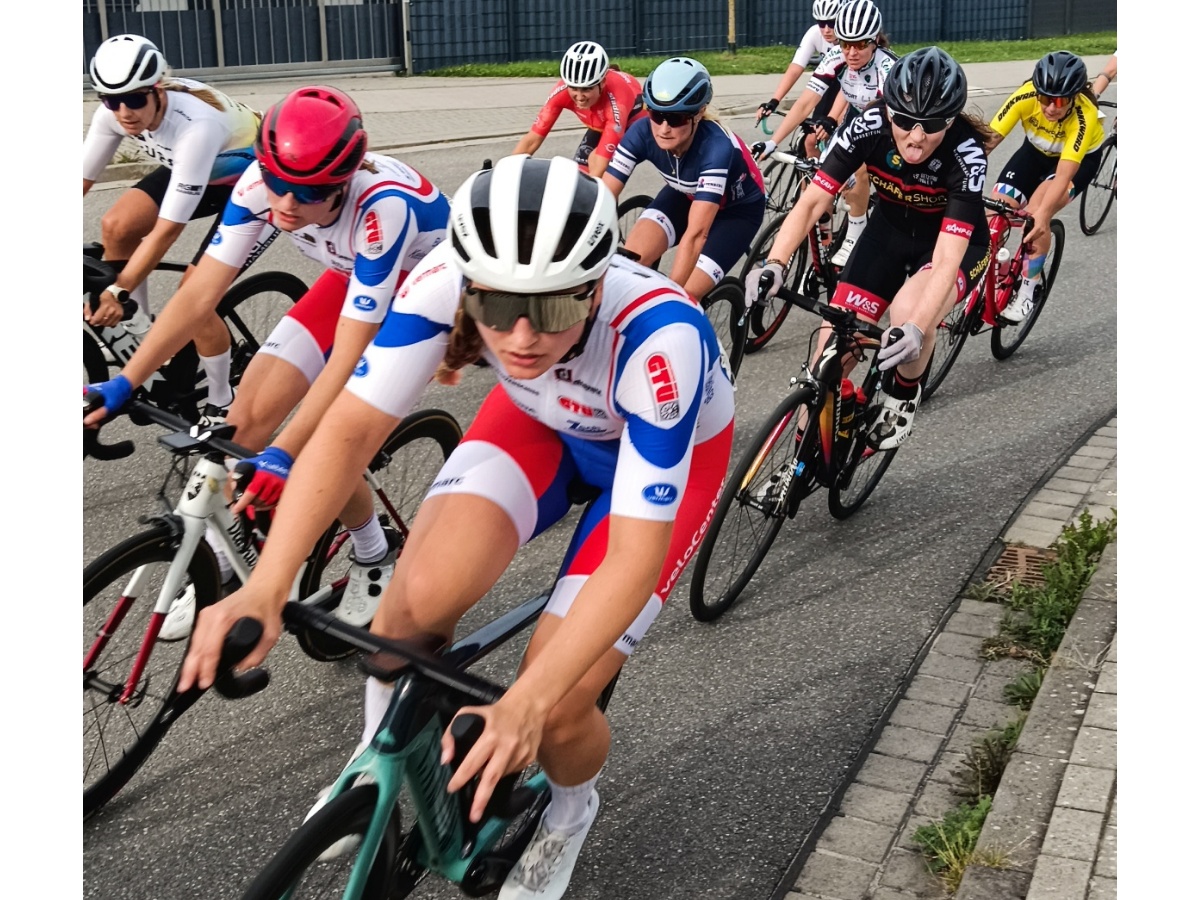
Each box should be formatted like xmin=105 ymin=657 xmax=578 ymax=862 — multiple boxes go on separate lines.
xmin=513 ymin=41 xmax=646 ymax=177
xmin=746 ymin=47 xmax=991 ymax=450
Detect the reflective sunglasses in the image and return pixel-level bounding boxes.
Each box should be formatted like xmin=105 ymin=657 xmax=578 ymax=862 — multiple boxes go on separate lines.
xmin=887 ymin=106 xmax=955 ymax=134
xmin=648 ymin=109 xmax=695 ymax=128
xmin=461 ymin=283 xmax=596 ymax=333
xmin=1037 ymin=94 xmax=1074 ymax=110
xmin=816 ymin=19 xmax=836 ymax=28
xmin=838 ymin=38 xmax=873 ymax=51
xmin=99 ymin=89 xmax=153 ymax=111
xmin=260 ymin=168 xmax=344 ymax=205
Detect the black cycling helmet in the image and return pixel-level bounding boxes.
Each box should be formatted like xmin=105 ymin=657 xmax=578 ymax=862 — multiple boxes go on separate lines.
xmin=882 ymin=47 xmax=968 ymax=120
xmin=1031 ymin=51 xmax=1088 ymax=98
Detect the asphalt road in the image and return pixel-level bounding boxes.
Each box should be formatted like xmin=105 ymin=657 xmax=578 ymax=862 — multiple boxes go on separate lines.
xmin=83 ymin=100 xmax=1118 ymax=900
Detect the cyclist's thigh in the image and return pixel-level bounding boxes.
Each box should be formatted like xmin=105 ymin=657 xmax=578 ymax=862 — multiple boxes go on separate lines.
xmin=893 ymin=237 xmax=990 ymax=318
xmin=225 ymin=352 xmax=312 ymax=449
xmin=254 ymin=269 xmax=351 ymax=383
xmin=992 ymin=140 xmax=1056 ymax=207
xmin=694 ymin=197 xmax=766 ymax=284
xmin=545 ymin=420 xmax=734 ymax=656
xmin=574 ymin=128 xmax=602 ymax=167
xmin=831 ymin=217 xmax=913 ymax=324
xmin=1065 ymin=146 xmax=1104 ymax=199
xmin=102 ymin=168 xmax=167 ymax=238
xmin=128 ymin=165 xmax=173 ymax=207
xmin=643 ymin=186 xmax=692 ymax=248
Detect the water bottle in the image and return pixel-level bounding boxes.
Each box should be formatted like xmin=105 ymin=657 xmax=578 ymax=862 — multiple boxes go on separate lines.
xmin=817 ymin=213 xmax=833 ymax=249
xmin=837 ymin=378 xmax=857 ymax=440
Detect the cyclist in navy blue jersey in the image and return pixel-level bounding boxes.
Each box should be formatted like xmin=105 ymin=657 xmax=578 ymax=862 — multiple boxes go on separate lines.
xmin=602 ymin=57 xmax=766 ymax=301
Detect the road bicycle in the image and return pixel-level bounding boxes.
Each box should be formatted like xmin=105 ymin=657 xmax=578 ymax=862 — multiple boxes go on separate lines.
xmin=83 ymin=399 xmax=462 ymax=818
xmin=236 ymin=587 xmax=620 ymax=899
xmin=83 ymin=241 xmax=306 ymax=460
xmin=1078 ymin=100 xmax=1117 ymax=236
xmin=755 ymin=115 xmax=851 ymax=233
xmin=923 ymin=197 xmax=1066 ymax=400
xmin=688 ymin=283 xmax=894 ymax=621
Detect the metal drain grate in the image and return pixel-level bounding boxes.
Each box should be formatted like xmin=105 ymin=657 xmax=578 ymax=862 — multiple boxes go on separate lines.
xmin=984 ymin=544 xmax=1058 ymax=589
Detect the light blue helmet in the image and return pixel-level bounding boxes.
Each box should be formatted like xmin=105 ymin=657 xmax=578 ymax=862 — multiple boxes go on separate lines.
xmin=643 ymin=57 xmax=713 ymax=115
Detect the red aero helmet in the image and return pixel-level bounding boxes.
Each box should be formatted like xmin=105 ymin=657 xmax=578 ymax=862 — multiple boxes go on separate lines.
xmin=255 ymin=86 xmax=367 ymax=185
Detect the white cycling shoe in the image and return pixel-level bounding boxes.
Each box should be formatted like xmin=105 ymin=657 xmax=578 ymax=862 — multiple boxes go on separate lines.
xmin=829 ymin=232 xmax=858 ymax=267
xmin=500 ymin=790 xmax=600 ymax=900
xmin=335 ymin=527 xmax=400 ymax=627
xmin=866 ymin=384 xmax=922 ymax=452
xmin=1000 ymin=281 xmax=1039 ymax=324
xmin=158 ymin=585 xmax=196 ymax=642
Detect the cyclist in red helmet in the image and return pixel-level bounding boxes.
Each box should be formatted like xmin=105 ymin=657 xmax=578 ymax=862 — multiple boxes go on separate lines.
xmin=85 ymin=85 xmax=452 ymax=636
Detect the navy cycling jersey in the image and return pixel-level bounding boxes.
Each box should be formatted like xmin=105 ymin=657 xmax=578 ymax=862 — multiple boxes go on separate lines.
xmin=607 ymin=118 xmax=765 ymax=208
xmin=814 ymin=105 xmax=989 ymax=242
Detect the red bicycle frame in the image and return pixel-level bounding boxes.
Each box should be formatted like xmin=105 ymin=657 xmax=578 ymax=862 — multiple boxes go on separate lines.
xmin=965 ymin=203 xmax=1033 ymax=326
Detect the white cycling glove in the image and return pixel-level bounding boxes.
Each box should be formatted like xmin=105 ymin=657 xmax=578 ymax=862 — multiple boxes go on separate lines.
xmin=744 ymin=262 xmax=786 ymax=309
xmin=877 ymin=323 xmax=924 ymax=371
xmin=751 ymin=139 xmax=777 ymax=161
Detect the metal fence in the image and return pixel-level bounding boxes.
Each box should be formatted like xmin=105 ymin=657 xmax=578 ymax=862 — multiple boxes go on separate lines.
xmin=83 ymin=0 xmax=1116 ymax=79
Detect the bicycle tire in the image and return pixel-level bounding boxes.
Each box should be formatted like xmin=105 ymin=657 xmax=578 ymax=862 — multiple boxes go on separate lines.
xmin=295 ymin=409 xmax=463 ymax=662
xmin=761 ymin=159 xmax=801 ymax=216
xmin=924 ymin=282 xmax=984 ymax=401
xmin=740 ymin=214 xmax=808 ymax=355
xmin=991 ymin=219 xmax=1065 ymax=360
xmin=617 ymin=193 xmax=653 ymax=241
xmin=1078 ymin=137 xmax=1117 ymax=236
xmin=689 ymin=386 xmax=820 ymax=621
xmin=216 ymin=271 xmax=307 ymax=384
xmin=83 ymin=525 xmax=222 ymax=818
xmin=240 ymin=784 xmax=411 ymax=900
xmin=700 ymin=277 xmax=748 ymax=381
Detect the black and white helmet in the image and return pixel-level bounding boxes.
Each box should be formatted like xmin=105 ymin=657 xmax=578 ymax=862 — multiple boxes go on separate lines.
xmin=561 ymin=41 xmax=609 ymax=89
xmin=449 ymin=155 xmax=619 ymax=293
xmin=1032 ymin=51 xmax=1088 ymax=98
xmin=90 ymin=34 xmax=167 ymax=93
xmin=835 ymin=0 xmax=882 ymax=42
xmin=812 ymin=0 xmax=842 ymax=20
xmin=883 ymin=47 xmax=968 ymax=120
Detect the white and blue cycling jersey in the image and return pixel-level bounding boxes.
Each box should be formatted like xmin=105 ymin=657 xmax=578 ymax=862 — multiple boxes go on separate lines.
xmin=348 ymin=242 xmax=736 ymax=522
xmin=204 ymin=153 xmax=451 ymax=324
xmin=606 ymin=118 xmax=765 ymax=208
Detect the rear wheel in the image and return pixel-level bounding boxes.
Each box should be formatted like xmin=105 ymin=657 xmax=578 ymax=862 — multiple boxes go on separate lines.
xmin=84 ymin=527 xmax=222 ymax=818
xmin=700 ymin=277 xmax=748 ymax=381
xmin=217 ymin=271 xmax=307 ymax=384
xmin=1078 ymin=137 xmax=1117 ymax=236
xmin=294 ymin=410 xmax=463 ymax=662
xmin=689 ymin=387 xmax=819 ymax=621
xmin=740 ymin=214 xmax=808 ymax=355
xmin=991 ymin=219 xmax=1065 ymax=360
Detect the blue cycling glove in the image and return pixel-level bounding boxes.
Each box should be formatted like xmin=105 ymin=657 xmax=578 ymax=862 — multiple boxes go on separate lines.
xmin=232 ymin=446 xmax=295 ymax=509
xmin=84 ymin=374 xmax=133 ymax=417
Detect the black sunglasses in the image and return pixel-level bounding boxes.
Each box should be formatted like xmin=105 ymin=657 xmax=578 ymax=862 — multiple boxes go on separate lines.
xmin=461 ymin=283 xmax=596 ymax=333
xmin=886 ymin=106 xmax=955 ymax=134
xmin=260 ymin=168 xmax=345 ymax=205
xmin=99 ymin=89 xmax=154 ymax=111
xmin=648 ymin=109 xmax=695 ymax=128
xmin=816 ymin=19 xmax=836 ymax=27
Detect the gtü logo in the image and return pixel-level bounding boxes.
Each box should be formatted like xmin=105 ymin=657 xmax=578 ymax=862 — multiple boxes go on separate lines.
xmin=646 ymin=353 xmax=678 ymax=404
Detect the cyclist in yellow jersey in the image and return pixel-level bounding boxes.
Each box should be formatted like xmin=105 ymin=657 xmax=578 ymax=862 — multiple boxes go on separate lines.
xmin=986 ymin=52 xmax=1105 ymax=322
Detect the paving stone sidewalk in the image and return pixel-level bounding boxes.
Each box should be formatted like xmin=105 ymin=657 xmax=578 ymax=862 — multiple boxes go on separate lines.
xmin=776 ymin=417 xmax=1117 ymax=900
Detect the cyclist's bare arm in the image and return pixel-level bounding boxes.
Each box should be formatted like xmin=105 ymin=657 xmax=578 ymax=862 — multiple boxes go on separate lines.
xmin=767 ymin=89 xmax=821 ymax=152
xmin=669 ymin=200 xmax=720 ymax=291
xmin=513 ymin=130 xmax=546 ymax=157
xmin=586 ymin=151 xmax=610 ymax=178
xmin=761 ymin=63 xmax=807 ymax=119
xmin=912 ymin=231 xmax=971 ymax=335
xmin=601 ymin=171 xmax=625 ymax=199
xmin=102 ymin=216 xmax=189 ymax=299
xmin=83 ymin=178 xmax=95 ymax=197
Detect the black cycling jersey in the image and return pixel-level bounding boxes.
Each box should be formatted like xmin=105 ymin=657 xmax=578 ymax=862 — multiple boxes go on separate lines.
xmin=813 ymin=104 xmax=989 ymax=244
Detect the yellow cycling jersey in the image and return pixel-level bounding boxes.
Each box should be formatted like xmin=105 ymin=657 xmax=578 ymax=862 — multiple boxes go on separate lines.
xmin=989 ymin=80 xmax=1104 ymax=164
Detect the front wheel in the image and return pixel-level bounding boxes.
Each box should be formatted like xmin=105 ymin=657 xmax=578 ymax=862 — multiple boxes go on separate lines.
xmin=689 ymin=386 xmax=819 ymax=621
xmin=294 ymin=409 xmax=463 ymax=662
xmin=991 ymin=219 xmax=1065 ymax=360
xmin=700 ymin=277 xmax=748 ymax=381
xmin=217 ymin=271 xmax=307 ymax=384
xmin=1079 ymin=137 xmax=1117 ymax=236
xmin=239 ymin=784 xmax=413 ymax=900
xmin=924 ymin=281 xmax=985 ymax=401
xmin=84 ymin=526 xmax=222 ymax=818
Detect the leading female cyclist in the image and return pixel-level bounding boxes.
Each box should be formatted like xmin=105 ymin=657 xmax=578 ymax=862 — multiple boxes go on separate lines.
xmin=178 ymin=155 xmax=735 ymax=900
xmin=83 ymin=33 xmax=263 ymax=417
xmin=602 ymin=57 xmax=766 ymax=302
xmin=986 ymin=51 xmax=1104 ymax=323
xmin=746 ymin=47 xmax=991 ymax=450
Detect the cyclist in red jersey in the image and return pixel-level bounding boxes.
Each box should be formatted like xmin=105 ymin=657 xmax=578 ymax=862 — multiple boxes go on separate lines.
xmin=513 ymin=41 xmax=646 ymax=177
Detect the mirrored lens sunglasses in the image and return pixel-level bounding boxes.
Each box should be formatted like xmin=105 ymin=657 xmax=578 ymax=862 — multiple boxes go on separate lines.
xmin=1036 ymin=94 xmax=1074 ymax=109
xmin=260 ymin=169 xmax=344 ymax=205
xmin=461 ymin=284 xmax=595 ymax=333
xmin=886 ymin=107 xmax=955 ymax=134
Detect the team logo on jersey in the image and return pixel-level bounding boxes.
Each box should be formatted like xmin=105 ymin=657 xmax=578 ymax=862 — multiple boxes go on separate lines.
xmin=353 ymin=295 xmax=377 ymax=312
xmin=567 ymin=421 xmax=607 ymax=434
xmin=642 ymin=483 xmax=678 ymax=505
xmin=887 ymin=150 xmax=903 ymax=170
xmin=929 ymin=159 xmax=942 ymax=172
xmin=353 ymin=356 xmax=368 ymax=377
xmin=559 ymin=396 xmax=606 ymax=418
xmin=646 ymin=353 xmax=680 ymax=421
xmin=555 ymin=368 xmax=573 ymax=382
xmin=364 ymin=210 xmax=383 ymax=255
xmin=209 ymin=232 xmax=223 ymax=246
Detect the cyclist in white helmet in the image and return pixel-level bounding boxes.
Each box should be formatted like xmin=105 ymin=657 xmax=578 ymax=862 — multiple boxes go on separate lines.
xmin=513 ymin=41 xmax=647 ymax=177
xmin=755 ymin=0 xmax=849 ymax=158
xmin=755 ymin=0 xmax=896 ymax=267
xmin=180 ymin=155 xmax=735 ymax=900
xmin=83 ymin=33 xmax=263 ymax=420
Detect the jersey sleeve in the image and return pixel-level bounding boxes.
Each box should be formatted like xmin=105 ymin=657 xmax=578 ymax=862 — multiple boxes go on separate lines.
xmin=529 ymin=85 xmax=570 ymax=137
xmin=607 ymin=117 xmax=651 ymax=183
xmin=943 ymin=133 xmax=989 ymax=233
xmin=594 ymin=74 xmax=641 ymax=162
xmin=156 ymin=117 xmax=231 ymax=223
xmin=791 ymin=26 xmax=822 ymax=69
xmin=82 ymin=107 xmax=126 ymax=182
xmin=692 ymin=124 xmax=736 ymax=205
xmin=989 ymin=83 xmax=1036 ymax=139
xmin=202 ymin=164 xmax=273 ymax=267
xmin=1059 ymin=102 xmax=1102 ymax=164
xmin=610 ymin=319 xmax=707 ymax=521
xmin=813 ymin=104 xmax=880 ymax=194
xmin=805 ymin=51 xmax=840 ymax=98
xmin=340 ymin=189 xmax=422 ymax=325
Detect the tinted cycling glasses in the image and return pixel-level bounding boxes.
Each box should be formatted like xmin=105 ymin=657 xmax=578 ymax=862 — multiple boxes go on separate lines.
xmin=461 ymin=283 xmax=596 ymax=333
xmin=648 ymin=109 xmax=696 ymax=128
xmin=816 ymin=19 xmax=836 ymax=28
xmin=838 ymin=39 xmax=874 ymax=51
xmin=99 ymin=89 xmax=154 ymax=111
xmin=1037 ymin=94 xmax=1074 ymax=109
xmin=260 ymin=169 xmax=345 ymax=204
xmin=887 ymin=107 xmax=955 ymax=134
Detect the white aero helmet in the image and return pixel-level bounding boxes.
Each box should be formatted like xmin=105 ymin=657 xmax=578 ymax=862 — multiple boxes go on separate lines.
xmin=90 ymin=34 xmax=167 ymax=93
xmin=561 ymin=41 xmax=609 ymax=89
xmin=812 ymin=0 xmax=842 ymax=20
xmin=449 ymin=155 xmax=619 ymax=293
xmin=835 ymin=0 xmax=882 ymax=42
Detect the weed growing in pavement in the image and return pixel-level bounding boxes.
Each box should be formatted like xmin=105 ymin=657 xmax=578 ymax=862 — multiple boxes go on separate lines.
xmin=913 ymin=797 xmax=1007 ymax=892
xmin=955 ymin=716 xmax=1025 ymax=801
xmin=1002 ymin=669 xmax=1044 ymax=710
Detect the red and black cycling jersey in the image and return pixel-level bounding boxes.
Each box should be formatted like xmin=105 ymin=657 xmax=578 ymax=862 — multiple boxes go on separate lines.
xmin=813 ymin=104 xmax=989 ymax=243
